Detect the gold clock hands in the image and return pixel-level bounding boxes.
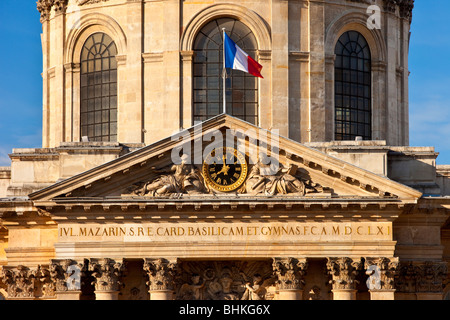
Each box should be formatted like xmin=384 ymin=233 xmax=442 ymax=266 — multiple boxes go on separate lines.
xmin=215 ymin=154 xmax=231 ymax=176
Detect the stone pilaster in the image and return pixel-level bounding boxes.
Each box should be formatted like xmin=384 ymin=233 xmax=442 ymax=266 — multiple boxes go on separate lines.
xmin=143 ymin=258 xmax=178 ymax=300
xmin=89 ymin=258 xmax=125 ymax=300
xmin=365 ymin=257 xmax=399 ymax=300
xmin=326 ymin=257 xmax=362 ymax=300
xmin=272 ymin=257 xmax=308 ymax=300
xmin=50 ymin=259 xmax=85 ymax=300
xmin=0 ymin=266 xmax=36 ymax=300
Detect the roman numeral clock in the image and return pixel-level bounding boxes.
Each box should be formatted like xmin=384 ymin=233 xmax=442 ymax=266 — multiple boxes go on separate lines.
xmin=202 ymin=147 xmax=248 ymax=192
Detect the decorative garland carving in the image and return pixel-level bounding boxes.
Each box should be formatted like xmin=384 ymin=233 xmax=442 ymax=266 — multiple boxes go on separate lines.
xmin=395 ymin=261 xmax=448 ymax=294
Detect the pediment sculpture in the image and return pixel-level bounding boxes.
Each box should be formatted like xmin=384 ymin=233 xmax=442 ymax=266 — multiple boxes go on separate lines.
xmin=127 ymin=154 xmax=207 ymax=197
xmin=124 ymin=152 xmax=326 ymax=197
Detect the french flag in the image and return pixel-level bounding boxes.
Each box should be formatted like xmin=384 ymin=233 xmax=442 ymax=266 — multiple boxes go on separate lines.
xmin=224 ymin=33 xmax=263 ymax=79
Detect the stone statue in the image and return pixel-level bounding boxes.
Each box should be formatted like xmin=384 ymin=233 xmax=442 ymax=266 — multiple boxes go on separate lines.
xmin=177 ymin=273 xmax=205 ymax=300
xmin=246 ymin=152 xmax=305 ymax=196
xmin=130 ymin=154 xmax=206 ymax=196
xmin=204 ymin=269 xmax=240 ymax=300
xmin=241 ymin=274 xmax=268 ymax=300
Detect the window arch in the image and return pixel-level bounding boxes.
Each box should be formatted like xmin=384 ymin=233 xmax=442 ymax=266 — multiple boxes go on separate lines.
xmin=193 ymin=18 xmax=258 ymax=125
xmin=80 ymin=32 xmax=118 ymax=142
xmin=334 ymin=31 xmax=372 ymax=141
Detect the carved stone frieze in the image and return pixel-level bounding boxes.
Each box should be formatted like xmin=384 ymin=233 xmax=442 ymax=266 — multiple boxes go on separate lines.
xmin=395 ymin=261 xmax=416 ymax=293
xmin=395 ymin=261 xmax=448 ymax=294
xmin=144 ymin=258 xmax=178 ymax=292
xmin=88 ymin=258 xmax=125 ymax=292
xmin=365 ymin=257 xmax=399 ymax=291
xmin=415 ymin=261 xmax=448 ymax=293
xmin=174 ymin=260 xmax=275 ymax=300
xmin=272 ymin=257 xmax=308 ymax=291
xmin=326 ymin=257 xmax=362 ymax=291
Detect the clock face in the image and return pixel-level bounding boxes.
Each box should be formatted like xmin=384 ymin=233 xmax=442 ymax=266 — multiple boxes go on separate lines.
xmin=202 ymin=147 xmax=248 ymax=192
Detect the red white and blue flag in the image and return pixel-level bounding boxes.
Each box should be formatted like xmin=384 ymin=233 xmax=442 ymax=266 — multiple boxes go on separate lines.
xmin=224 ymin=32 xmax=263 ymax=79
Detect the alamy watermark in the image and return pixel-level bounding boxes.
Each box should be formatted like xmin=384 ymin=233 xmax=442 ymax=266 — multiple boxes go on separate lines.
xmin=367 ymin=2 xmax=382 ymax=30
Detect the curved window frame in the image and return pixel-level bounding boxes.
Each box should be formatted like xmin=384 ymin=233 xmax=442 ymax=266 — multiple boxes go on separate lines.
xmin=192 ymin=18 xmax=259 ymax=125
xmin=80 ymin=32 xmax=118 ymax=142
xmin=334 ymin=31 xmax=372 ymax=141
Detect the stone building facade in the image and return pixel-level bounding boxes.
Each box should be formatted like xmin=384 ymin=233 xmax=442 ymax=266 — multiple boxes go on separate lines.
xmin=0 ymin=0 xmax=449 ymax=300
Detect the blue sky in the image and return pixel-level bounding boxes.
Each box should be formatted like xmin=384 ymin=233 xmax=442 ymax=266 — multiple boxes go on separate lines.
xmin=0 ymin=0 xmax=449 ymax=166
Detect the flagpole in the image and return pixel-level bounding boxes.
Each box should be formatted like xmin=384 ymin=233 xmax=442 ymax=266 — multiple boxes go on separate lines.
xmin=222 ymin=28 xmax=226 ymax=115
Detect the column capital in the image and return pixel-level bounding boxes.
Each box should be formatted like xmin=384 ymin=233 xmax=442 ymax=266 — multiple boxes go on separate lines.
xmin=365 ymin=257 xmax=399 ymax=291
xmin=143 ymin=258 xmax=178 ymax=292
xmin=326 ymin=257 xmax=362 ymax=291
xmin=88 ymin=258 xmax=125 ymax=292
xmin=37 ymin=0 xmax=53 ymax=23
xmin=272 ymin=257 xmax=308 ymax=291
xmin=0 ymin=265 xmax=36 ymax=299
xmin=50 ymin=259 xmax=86 ymax=293
xmin=53 ymin=0 xmax=69 ymax=15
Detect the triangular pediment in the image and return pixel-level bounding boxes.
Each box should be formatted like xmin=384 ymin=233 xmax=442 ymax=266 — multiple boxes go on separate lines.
xmin=29 ymin=115 xmax=422 ymax=204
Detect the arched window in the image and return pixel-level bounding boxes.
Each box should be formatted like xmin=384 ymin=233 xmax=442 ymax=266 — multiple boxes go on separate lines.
xmin=193 ymin=18 xmax=258 ymax=125
xmin=80 ymin=33 xmax=118 ymax=142
xmin=334 ymin=31 xmax=372 ymax=140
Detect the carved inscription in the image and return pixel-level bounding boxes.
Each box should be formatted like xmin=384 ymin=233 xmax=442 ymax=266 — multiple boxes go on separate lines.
xmin=58 ymin=222 xmax=392 ymax=243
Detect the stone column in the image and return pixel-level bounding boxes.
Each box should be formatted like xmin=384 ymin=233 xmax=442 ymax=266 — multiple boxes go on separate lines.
xmin=365 ymin=257 xmax=399 ymax=300
xmin=89 ymin=258 xmax=125 ymax=300
xmin=326 ymin=257 xmax=362 ymax=300
xmin=50 ymin=259 xmax=85 ymax=300
xmin=0 ymin=266 xmax=36 ymax=300
xmin=272 ymin=258 xmax=308 ymax=300
xmin=143 ymin=258 xmax=177 ymax=300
